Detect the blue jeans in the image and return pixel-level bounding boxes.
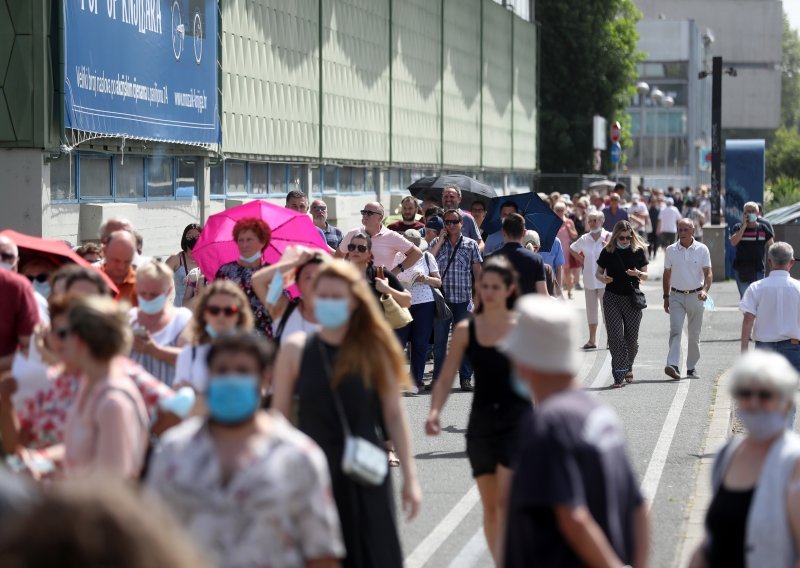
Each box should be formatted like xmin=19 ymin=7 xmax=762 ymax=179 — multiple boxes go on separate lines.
xmin=734 ymin=269 xmax=764 ymax=298
xmin=755 ymin=340 xmax=800 ymax=374
xmin=395 ymin=302 xmax=436 ymax=387
xmin=433 ymin=300 xmax=473 ymax=383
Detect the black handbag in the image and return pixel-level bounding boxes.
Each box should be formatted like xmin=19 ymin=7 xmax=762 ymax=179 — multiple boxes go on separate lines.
xmin=424 ymin=252 xmax=452 ymax=321
xmin=614 ymin=251 xmax=647 ymax=310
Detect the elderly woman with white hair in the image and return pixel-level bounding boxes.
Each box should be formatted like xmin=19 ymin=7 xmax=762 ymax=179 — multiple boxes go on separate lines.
xmin=129 ymin=261 xmax=192 ymax=386
xmin=690 ymin=350 xmax=800 ymax=568
xmin=522 ymin=230 xmax=560 ymax=298
xmin=570 ymin=210 xmax=611 ymax=349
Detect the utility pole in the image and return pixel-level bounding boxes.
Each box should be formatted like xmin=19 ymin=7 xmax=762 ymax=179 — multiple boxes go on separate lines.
xmin=710 ymin=56 xmax=722 ymax=225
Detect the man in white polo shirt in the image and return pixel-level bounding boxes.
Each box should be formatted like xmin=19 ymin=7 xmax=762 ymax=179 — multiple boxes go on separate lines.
xmin=662 ymin=218 xmax=712 ymax=379
xmin=657 ymin=197 xmax=682 ymax=251
xmin=337 ymin=201 xmax=423 ymax=275
xmin=740 ymin=241 xmax=800 ymax=372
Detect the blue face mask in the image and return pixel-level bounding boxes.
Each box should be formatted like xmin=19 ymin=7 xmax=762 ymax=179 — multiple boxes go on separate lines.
xmin=616 ymin=241 xmax=631 ymax=250
xmin=265 ymin=271 xmax=284 ymax=305
xmin=137 ymin=294 xmax=167 ymax=315
xmin=747 ymin=213 xmax=758 ymax=223
xmin=205 ymin=323 xmax=237 ymax=339
xmin=240 ymin=252 xmax=262 ymax=264
xmin=314 ymin=298 xmax=350 ymax=329
xmin=206 ymin=374 xmax=261 ymax=424
xmin=510 ymin=371 xmax=531 ymax=400
xmin=0 ymin=261 xmax=12 ymax=271
xmin=591 ymin=227 xmax=603 ymax=234
xmin=33 ymin=281 xmax=51 ymax=298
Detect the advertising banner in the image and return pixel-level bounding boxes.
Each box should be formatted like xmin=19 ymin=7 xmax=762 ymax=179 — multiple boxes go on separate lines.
xmin=724 ymin=139 xmax=766 ymax=278
xmin=64 ymin=0 xmax=219 ymax=145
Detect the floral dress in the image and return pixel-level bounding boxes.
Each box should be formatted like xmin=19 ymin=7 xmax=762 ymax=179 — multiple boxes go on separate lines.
xmin=215 ymin=261 xmax=273 ymax=338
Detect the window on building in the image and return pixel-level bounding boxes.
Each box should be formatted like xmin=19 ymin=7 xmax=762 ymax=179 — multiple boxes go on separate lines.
xmin=115 ymin=156 xmax=145 ymax=200
xmin=270 ymin=164 xmax=288 ymax=194
xmin=311 ymin=167 xmax=321 ymax=194
xmin=339 ymin=167 xmax=353 ymax=193
xmin=352 ymin=167 xmax=365 ymax=193
xmin=289 ymin=165 xmax=305 ymax=194
xmin=146 ymin=157 xmax=174 ymax=198
xmin=176 ymin=158 xmax=197 ymax=198
xmin=50 ymin=154 xmax=76 ymax=201
xmin=79 ymin=156 xmax=112 ymax=199
xmin=366 ymin=168 xmax=377 ymax=195
xmin=322 ymin=166 xmax=337 ymax=193
xmin=227 ymin=161 xmax=247 ymax=194
xmin=210 ymin=162 xmax=224 ymax=196
xmin=250 ymin=163 xmax=269 ymax=195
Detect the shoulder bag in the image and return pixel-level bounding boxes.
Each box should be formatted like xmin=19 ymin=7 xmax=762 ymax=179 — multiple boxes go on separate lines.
xmin=613 ymin=251 xmax=647 ymax=310
xmin=317 ymin=339 xmax=388 ymax=486
xmin=424 ymin=252 xmax=452 ymax=321
xmin=373 ymin=265 xmax=413 ymax=329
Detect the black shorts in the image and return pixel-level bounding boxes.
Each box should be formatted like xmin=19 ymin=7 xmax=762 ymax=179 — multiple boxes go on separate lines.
xmin=466 ymin=430 xmax=521 ymax=478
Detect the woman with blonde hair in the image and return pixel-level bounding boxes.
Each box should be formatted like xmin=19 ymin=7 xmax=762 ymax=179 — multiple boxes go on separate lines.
xmin=129 ymin=261 xmax=192 ymax=386
xmin=173 ymin=280 xmax=254 ymax=393
xmin=272 ymin=260 xmax=421 ymax=568
xmin=595 ymin=220 xmax=649 ymax=387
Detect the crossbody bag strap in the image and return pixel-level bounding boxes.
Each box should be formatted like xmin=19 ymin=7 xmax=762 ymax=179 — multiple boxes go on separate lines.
xmin=440 ymin=236 xmax=462 ymax=282
xmin=316 ymin=336 xmax=353 ymax=439
xmin=613 ymin=251 xmax=638 ymax=293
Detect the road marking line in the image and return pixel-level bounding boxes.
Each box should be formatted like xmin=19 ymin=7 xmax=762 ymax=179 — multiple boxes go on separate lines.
xmin=404 ymin=485 xmax=481 ymax=568
xmin=590 ymin=349 xmax=612 ymax=389
xmin=446 ymin=528 xmax=487 ymax=568
xmin=640 ymin=378 xmax=691 ymax=505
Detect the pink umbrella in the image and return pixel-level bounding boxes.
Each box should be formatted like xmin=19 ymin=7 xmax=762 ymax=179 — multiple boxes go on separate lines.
xmin=192 ymin=200 xmax=329 ymax=279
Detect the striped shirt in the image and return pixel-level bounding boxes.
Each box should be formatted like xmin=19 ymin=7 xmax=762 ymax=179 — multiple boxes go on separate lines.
xmin=432 ymin=235 xmax=482 ymax=303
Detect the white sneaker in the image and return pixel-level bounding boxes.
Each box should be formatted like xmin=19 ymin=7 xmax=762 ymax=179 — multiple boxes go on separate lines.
xmin=409 ymin=385 xmax=420 ymax=395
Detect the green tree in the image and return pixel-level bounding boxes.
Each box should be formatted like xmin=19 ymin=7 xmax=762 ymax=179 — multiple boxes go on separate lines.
xmin=536 ymin=0 xmax=644 ymax=173
xmin=781 ymin=13 xmax=800 ymax=129
xmin=766 ymin=126 xmax=800 ymax=181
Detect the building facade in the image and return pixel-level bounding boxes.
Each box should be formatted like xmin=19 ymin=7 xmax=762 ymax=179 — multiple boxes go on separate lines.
xmin=0 ymin=0 xmax=538 ymax=257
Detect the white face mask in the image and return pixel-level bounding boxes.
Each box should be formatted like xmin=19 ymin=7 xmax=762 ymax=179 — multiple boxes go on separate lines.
xmin=0 ymin=261 xmax=13 ymax=271
xmin=591 ymin=227 xmax=603 ymax=234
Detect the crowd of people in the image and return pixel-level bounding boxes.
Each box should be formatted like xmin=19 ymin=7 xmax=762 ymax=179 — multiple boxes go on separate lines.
xmin=0 ymin=178 xmax=798 ymax=568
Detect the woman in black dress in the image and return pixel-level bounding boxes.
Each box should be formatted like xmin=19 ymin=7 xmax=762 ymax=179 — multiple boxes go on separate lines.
xmin=425 ymin=257 xmax=529 ymax=564
xmin=595 ymin=220 xmax=649 ymax=387
xmin=272 ymin=260 xmax=421 ymax=568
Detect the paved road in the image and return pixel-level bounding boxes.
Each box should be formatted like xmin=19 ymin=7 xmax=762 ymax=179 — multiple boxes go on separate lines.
xmin=392 ymin=253 xmax=744 ymax=567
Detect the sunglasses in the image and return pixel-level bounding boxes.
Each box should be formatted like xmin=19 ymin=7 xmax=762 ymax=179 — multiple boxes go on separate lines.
xmin=347 ymin=244 xmax=369 ymax=253
xmin=617 ymin=236 xmax=632 ymax=241
xmin=205 ymin=305 xmax=239 ymax=317
xmin=26 ymin=273 xmax=49 ymax=283
xmin=444 ymin=219 xmax=461 ymax=225
xmin=0 ymin=252 xmax=15 ymax=262
xmin=311 ymin=206 xmax=327 ymax=212
xmin=734 ymin=388 xmax=776 ymax=402
xmin=360 ymin=210 xmax=381 ymax=217
xmin=52 ymin=327 xmax=70 ymax=340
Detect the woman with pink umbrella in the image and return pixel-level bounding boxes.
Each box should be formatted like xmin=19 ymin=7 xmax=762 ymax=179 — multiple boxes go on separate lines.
xmin=214 ymin=218 xmax=274 ymax=337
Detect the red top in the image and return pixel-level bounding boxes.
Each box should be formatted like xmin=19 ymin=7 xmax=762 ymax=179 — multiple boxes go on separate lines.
xmin=0 ymin=269 xmax=39 ymax=357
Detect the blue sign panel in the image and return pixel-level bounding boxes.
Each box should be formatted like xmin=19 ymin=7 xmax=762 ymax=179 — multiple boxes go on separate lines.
xmin=610 ymin=142 xmax=622 ymax=164
xmin=64 ymin=0 xmax=219 ymax=144
xmin=724 ymin=139 xmax=766 ymax=278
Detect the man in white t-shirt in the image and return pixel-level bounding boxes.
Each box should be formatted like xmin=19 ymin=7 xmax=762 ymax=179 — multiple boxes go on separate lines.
xmin=657 ymin=197 xmax=681 ymax=251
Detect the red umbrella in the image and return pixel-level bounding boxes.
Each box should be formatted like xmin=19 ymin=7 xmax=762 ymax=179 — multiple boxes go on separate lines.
xmin=192 ymin=200 xmax=330 ymax=279
xmin=1 ymin=230 xmax=119 ymax=297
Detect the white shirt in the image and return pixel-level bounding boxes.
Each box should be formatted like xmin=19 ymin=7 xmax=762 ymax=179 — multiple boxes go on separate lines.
xmin=570 ymin=230 xmax=610 ymax=290
xmin=276 ymin=307 xmax=321 ymax=345
xmin=174 ymin=343 xmax=211 ymax=393
xmin=399 ymin=251 xmax=440 ymax=304
xmin=664 ymin=239 xmax=711 ymax=291
xmin=339 ymin=226 xmax=413 ymax=269
xmin=658 ymin=206 xmax=682 ymax=233
xmin=740 ymin=271 xmax=800 ymax=342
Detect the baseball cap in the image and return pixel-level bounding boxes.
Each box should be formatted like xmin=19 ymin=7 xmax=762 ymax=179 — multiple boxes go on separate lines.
xmin=425 ymin=216 xmax=444 ymax=232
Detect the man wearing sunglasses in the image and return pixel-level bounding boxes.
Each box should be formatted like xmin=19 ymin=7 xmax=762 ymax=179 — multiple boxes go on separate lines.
xmin=0 ymin=236 xmax=39 ymax=372
xmin=336 ymin=202 xmax=423 ymax=275
xmin=740 ymin=242 xmax=800 ymax=373
xmin=662 ymin=218 xmax=712 ymax=380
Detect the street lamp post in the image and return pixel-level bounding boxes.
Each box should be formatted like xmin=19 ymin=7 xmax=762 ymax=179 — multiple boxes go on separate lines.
xmin=636 ymin=81 xmax=650 ymax=173
xmin=650 ymin=88 xmax=664 ymax=173
xmin=661 ymin=95 xmax=674 ymax=177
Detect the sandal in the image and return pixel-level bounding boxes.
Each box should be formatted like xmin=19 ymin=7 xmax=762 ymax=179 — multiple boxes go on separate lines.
xmin=388 ymin=450 xmax=401 ymax=468
xmin=581 ymin=342 xmax=597 ymax=350
xmin=625 ymin=371 xmax=634 ymax=383
xmin=611 ymin=382 xmax=625 ymax=388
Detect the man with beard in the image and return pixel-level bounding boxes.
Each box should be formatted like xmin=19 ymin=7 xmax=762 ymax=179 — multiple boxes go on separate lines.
xmin=387 ymin=196 xmax=424 ymax=233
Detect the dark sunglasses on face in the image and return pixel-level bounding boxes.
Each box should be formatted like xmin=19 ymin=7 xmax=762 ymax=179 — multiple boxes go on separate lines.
xmin=311 ymin=206 xmax=327 ymax=212
xmin=617 ymin=236 xmax=632 ymax=241
xmin=360 ymin=209 xmax=381 ymax=217
xmin=734 ymin=388 xmax=776 ymax=402
xmin=205 ymin=305 xmax=239 ymax=317
xmin=444 ymin=219 xmax=461 ymax=226
xmin=26 ymin=273 xmax=49 ymax=283
xmin=347 ymin=243 xmax=369 ymax=253
xmin=0 ymin=252 xmax=15 ymax=262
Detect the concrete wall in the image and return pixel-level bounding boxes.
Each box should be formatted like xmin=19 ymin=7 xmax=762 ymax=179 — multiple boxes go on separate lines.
xmin=0 ymin=149 xmax=46 ymax=235
xmin=633 ymin=0 xmax=782 ymax=130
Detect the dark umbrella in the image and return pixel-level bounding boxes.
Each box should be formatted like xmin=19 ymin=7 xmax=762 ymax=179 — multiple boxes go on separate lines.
xmin=407 ymin=175 xmax=497 ymax=208
xmin=481 ymin=192 xmax=563 ymax=253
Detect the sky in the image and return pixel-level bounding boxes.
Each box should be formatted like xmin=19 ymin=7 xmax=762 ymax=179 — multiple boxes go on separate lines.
xmin=787 ymin=0 xmax=800 ymax=31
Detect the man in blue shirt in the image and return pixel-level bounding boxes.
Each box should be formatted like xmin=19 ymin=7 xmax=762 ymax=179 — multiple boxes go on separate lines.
xmin=539 ymin=238 xmax=566 ymax=298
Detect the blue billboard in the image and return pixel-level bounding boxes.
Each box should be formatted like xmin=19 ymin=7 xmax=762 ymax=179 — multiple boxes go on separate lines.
xmin=725 ymin=139 xmax=766 ymax=278
xmin=64 ymin=0 xmax=219 ymax=145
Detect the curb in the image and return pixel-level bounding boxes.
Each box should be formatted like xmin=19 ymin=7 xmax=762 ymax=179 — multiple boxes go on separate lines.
xmin=675 ymin=370 xmax=733 ymax=567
